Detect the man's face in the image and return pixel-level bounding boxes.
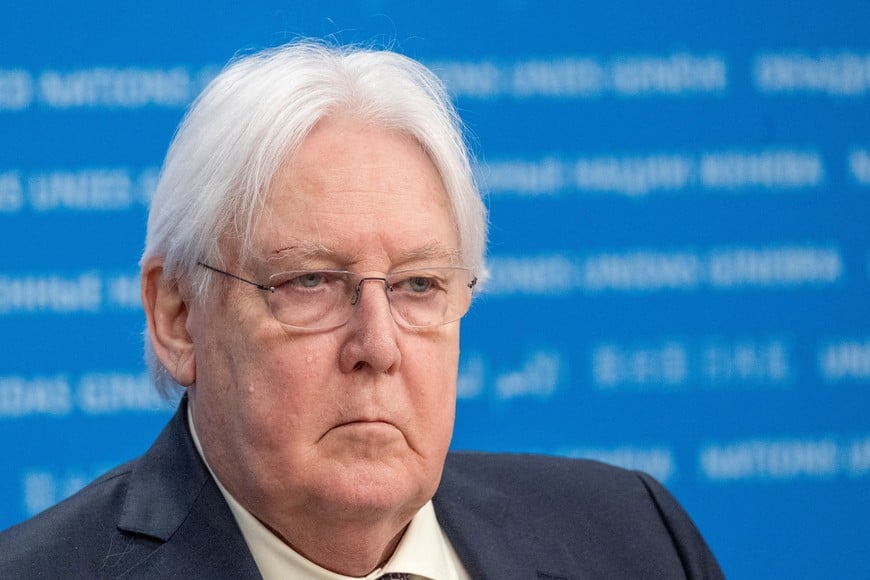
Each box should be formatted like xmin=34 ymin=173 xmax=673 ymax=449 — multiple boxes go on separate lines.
xmin=184 ymin=116 xmax=461 ymax=534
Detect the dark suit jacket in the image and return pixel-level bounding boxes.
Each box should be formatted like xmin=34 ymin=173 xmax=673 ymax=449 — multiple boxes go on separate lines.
xmin=0 ymin=399 xmax=724 ymax=579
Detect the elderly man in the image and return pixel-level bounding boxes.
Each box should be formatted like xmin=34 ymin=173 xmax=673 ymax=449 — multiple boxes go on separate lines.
xmin=0 ymin=43 xmax=724 ymax=579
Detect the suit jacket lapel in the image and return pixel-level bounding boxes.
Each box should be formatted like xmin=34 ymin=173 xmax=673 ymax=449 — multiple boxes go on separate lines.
xmin=115 ymin=397 xmax=262 ymax=579
xmin=434 ymin=454 xmax=577 ymax=580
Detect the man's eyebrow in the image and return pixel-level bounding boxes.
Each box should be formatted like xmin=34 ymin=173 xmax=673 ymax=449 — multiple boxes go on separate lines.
xmin=396 ymin=242 xmax=462 ymax=264
xmin=265 ymin=241 xmax=461 ymax=266
xmin=267 ymin=242 xmax=344 ymax=262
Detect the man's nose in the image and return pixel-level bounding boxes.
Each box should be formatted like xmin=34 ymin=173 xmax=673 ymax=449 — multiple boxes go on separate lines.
xmin=349 ymin=277 xmax=399 ymax=330
xmin=339 ymin=276 xmax=402 ymax=374
xmin=351 ymin=276 xmax=389 ymax=307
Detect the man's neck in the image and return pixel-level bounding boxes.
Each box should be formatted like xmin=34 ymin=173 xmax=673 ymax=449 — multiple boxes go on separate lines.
xmin=248 ymin=503 xmax=414 ymax=576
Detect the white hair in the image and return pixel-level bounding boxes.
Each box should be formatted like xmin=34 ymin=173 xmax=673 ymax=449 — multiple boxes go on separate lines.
xmin=141 ymin=41 xmax=488 ymax=394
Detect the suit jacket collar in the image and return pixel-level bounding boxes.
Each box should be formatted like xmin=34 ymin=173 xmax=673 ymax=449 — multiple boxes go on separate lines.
xmin=117 ymin=396 xmax=262 ymax=578
xmin=434 ymin=454 xmax=576 ymax=580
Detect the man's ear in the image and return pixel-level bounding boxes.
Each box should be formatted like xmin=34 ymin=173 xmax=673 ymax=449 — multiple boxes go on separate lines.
xmin=141 ymin=258 xmax=196 ymax=386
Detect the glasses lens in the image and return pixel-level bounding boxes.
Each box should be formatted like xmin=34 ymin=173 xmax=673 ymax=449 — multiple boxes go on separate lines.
xmin=267 ymin=270 xmax=353 ymax=330
xmin=387 ymin=267 xmax=475 ymax=328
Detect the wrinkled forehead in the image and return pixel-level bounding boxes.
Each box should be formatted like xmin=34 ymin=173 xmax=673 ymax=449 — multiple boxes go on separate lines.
xmin=232 ymin=121 xmax=461 ymax=271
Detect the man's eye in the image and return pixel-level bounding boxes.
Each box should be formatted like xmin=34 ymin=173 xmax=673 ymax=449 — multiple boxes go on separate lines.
xmin=290 ymin=272 xmax=330 ymax=288
xmin=272 ymin=272 xmax=331 ymax=290
xmin=393 ymin=276 xmax=437 ymax=293
xmin=409 ymin=277 xmax=433 ymax=292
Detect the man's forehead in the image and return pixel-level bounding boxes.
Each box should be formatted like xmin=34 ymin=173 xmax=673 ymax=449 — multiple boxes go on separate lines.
xmin=262 ymin=239 xmax=461 ymax=266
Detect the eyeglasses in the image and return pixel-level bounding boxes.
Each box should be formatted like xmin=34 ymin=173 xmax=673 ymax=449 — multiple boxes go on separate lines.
xmin=198 ymin=262 xmax=477 ymax=331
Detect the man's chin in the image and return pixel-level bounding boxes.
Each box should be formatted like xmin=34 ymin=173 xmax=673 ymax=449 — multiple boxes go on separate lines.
xmin=316 ymin=422 xmax=412 ymax=465
xmin=312 ymin=461 xmax=430 ymax=516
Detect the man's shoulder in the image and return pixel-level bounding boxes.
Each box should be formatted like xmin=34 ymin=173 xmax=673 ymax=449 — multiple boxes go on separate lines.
xmin=438 ymin=451 xmax=678 ymax=539
xmin=443 ymin=450 xmax=642 ymax=491
xmin=438 ymin=451 xmax=725 ymax=578
xmin=2 ymin=459 xmax=135 ymax=535
xmin=0 ymin=402 xmax=261 ymax=579
xmin=0 ymin=460 xmax=139 ymax=572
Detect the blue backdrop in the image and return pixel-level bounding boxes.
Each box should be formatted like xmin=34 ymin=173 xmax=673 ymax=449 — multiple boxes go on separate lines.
xmin=1 ymin=2 xmax=868 ymax=578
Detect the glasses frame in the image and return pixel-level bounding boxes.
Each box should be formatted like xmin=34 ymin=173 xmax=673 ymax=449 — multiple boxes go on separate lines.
xmin=196 ymin=261 xmax=478 ymax=330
